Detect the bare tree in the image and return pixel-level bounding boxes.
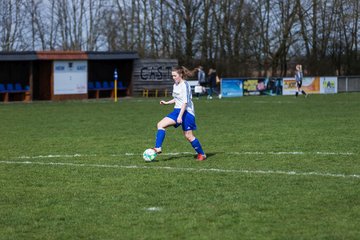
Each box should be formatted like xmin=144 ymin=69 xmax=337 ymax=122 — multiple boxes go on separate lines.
xmin=54 ymin=0 xmax=86 ymax=50
xmin=84 ymin=0 xmax=107 ymax=50
xmin=296 ymin=0 xmax=337 ymax=75
xmin=268 ymin=0 xmax=298 ymax=76
xmin=339 ymin=0 xmax=360 ymax=74
xmin=106 ymin=0 xmax=132 ymax=51
xmin=1 ymin=0 xmax=359 ymax=75
xmin=25 ymin=0 xmax=48 ymax=50
xmin=0 ymin=0 xmax=27 ymax=50
xmin=164 ymin=0 xmax=203 ymax=63
xmin=158 ymin=0 xmax=172 ymax=57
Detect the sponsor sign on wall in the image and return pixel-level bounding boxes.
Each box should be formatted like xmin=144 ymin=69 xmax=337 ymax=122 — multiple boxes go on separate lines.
xmin=54 ymin=61 xmax=87 ymax=95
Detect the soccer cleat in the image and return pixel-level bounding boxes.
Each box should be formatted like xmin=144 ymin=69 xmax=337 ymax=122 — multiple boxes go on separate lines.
xmin=152 ymin=147 xmax=162 ymax=154
xmin=196 ymin=154 xmax=207 ymax=161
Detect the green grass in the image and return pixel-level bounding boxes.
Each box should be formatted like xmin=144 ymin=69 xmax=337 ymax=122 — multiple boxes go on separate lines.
xmin=1 ymin=93 xmax=359 ymax=239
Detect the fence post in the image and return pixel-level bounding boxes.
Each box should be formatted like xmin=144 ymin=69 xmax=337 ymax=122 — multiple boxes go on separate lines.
xmin=345 ymin=77 xmax=348 ymax=92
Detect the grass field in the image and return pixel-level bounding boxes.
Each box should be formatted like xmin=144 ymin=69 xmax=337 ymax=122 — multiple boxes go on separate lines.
xmin=1 ymin=93 xmax=359 ymax=239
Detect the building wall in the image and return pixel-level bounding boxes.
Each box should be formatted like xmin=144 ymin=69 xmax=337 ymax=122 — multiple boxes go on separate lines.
xmin=131 ymin=59 xmax=178 ymax=96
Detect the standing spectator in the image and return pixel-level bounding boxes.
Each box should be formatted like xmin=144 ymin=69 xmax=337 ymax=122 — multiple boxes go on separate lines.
xmin=275 ymin=78 xmax=282 ymax=95
xmin=207 ymin=68 xmax=218 ymax=99
xmin=295 ymin=64 xmax=308 ymax=97
xmin=196 ymin=66 xmax=206 ymax=98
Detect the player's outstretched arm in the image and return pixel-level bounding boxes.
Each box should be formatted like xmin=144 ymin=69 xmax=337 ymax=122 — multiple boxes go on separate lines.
xmin=160 ymin=99 xmax=175 ymax=105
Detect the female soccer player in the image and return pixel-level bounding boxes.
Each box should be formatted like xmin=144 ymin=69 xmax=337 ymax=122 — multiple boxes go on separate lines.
xmin=295 ymin=64 xmax=308 ymax=97
xmin=152 ymin=66 xmax=207 ymax=161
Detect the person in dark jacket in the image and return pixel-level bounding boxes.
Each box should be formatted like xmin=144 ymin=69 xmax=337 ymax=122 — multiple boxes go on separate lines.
xmin=207 ymin=68 xmax=218 ymax=99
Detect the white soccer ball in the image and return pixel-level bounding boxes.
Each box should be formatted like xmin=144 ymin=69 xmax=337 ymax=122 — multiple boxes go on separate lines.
xmin=143 ymin=148 xmax=157 ymax=162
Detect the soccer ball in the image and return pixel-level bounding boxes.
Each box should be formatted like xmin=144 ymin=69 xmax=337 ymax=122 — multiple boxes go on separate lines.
xmin=143 ymin=148 xmax=157 ymax=162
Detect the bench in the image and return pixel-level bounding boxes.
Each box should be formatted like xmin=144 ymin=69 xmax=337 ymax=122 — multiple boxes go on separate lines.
xmin=0 ymin=83 xmax=31 ymax=102
xmin=142 ymin=88 xmax=169 ymax=98
xmin=187 ymin=80 xmax=199 ymax=90
xmin=88 ymin=81 xmax=127 ymax=99
xmin=141 ymin=81 xmax=201 ymax=98
xmin=187 ymin=80 xmax=206 ymax=94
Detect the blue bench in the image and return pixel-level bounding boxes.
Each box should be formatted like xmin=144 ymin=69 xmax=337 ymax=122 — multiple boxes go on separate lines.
xmin=88 ymin=81 xmax=127 ymax=99
xmin=0 ymin=83 xmax=30 ymax=102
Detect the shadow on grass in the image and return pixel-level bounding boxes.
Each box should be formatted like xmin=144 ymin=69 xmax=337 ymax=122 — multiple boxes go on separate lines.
xmin=155 ymin=152 xmax=217 ymax=162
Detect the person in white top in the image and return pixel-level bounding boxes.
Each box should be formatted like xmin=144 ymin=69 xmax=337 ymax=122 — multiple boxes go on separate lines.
xmin=152 ymin=66 xmax=206 ymax=161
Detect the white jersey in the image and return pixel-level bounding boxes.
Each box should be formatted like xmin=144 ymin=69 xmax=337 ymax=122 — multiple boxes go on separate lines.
xmin=172 ymin=80 xmax=195 ymax=116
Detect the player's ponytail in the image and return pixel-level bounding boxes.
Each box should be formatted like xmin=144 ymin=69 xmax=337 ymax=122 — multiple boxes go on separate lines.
xmin=172 ymin=66 xmax=196 ymax=79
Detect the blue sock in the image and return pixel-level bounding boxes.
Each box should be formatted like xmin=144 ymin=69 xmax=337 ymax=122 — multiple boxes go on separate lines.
xmin=155 ymin=129 xmax=166 ymax=148
xmin=191 ymin=138 xmax=205 ymax=155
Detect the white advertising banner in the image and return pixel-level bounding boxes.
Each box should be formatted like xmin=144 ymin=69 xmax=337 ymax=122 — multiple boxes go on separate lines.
xmin=282 ymin=78 xmax=297 ymax=95
xmin=54 ymin=61 xmax=87 ymax=95
xmin=320 ymin=77 xmax=338 ymax=94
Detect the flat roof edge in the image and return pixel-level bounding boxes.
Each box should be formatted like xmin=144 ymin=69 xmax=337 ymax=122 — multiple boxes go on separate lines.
xmin=0 ymin=51 xmax=38 ymax=61
xmin=86 ymin=51 xmax=139 ymax=60
xmin=0 ymin=51 xmax=139 ymax=61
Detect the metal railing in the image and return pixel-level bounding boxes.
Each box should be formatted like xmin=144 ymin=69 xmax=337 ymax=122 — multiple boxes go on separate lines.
xmin=338 ymin=76 xmax=360 ymax=92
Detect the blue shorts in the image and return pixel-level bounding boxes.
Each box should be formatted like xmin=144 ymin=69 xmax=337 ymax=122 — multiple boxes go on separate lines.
xmin=166 ymin=109 xmax=197 ymax=131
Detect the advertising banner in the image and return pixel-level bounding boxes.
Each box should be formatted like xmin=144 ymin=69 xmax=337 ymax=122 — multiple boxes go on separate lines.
xmin=220 ymin=78 xmax=243 ymax=97
xmin=243 ymin=78 xmax=282 ymax=96
xmin=303 ymin=77 xmax=320 ymax=93
xmin=243 ymin=79 xmax=262 ymax=95
xmin=221 ymin=76 xmax=337 ymax=96
xmin=54 ymin=61 xmax=87 ymax=95
xmin=283 ymin=77 xmax=320 ymax=95
xmin=320 ymin=77 xmax=338 ymax=94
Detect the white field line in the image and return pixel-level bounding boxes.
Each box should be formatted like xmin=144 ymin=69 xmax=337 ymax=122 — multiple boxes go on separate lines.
xmin=0 ymin=160 xmax=359 ymax=179
xmin=16 ymin=151 xmax=354 ymax=160
xmin=233 ymin=151 xmax=354 ymax=155
xmin=145 ymin=207 xmax=162 ymax=211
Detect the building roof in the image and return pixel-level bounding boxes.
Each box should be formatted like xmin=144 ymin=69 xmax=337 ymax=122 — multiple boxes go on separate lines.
xmin=36 ymin=51 xmax=88 ymax=60
xmin=0 ymin=51 xmax=38 ymax=61
xmin=0 ymin=51 xmax=139 ymax=61
xmin=86 ymin=51 xmax=139 ymax=60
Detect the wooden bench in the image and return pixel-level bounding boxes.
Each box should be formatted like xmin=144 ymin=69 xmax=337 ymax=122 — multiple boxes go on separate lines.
xmin=88 ymin=81 xmax=127 ymax=99
xmin=0 ymin=83 xmax=31 ymax=102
